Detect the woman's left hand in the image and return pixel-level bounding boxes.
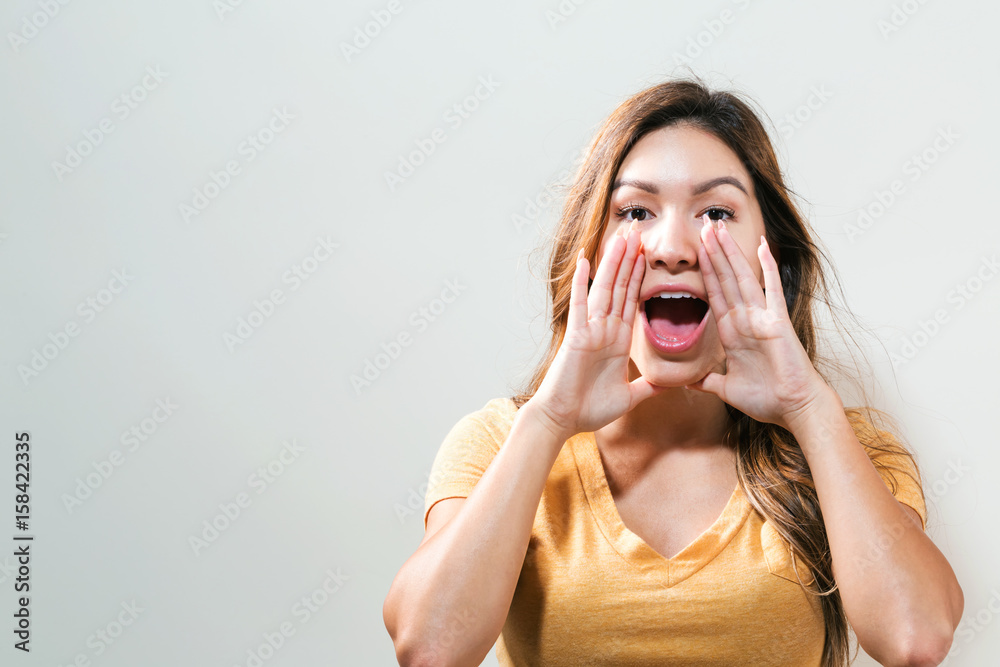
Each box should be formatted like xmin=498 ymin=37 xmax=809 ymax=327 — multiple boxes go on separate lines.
xmin=684 ymin=220 xmax=832 ymax=431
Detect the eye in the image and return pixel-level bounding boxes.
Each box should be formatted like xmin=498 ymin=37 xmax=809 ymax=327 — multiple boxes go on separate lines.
xmin=614 ymin=203 xmax=651 ymax=222
xmin=699 ymin=205 xmax=736 ymax=224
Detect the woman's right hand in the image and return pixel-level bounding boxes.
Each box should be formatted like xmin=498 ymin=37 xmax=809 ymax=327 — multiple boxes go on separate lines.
xmin=529 ymin=221 xmax=667 ymax=440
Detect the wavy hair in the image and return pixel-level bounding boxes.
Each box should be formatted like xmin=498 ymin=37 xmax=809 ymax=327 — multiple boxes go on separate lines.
xmin=509 ymin=77 xmax=924 ymax=666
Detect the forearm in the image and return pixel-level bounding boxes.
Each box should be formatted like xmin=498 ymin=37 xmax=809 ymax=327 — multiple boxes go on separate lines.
xmin=788 ymin=388 xmax=963 ymax=666
xmin=385 ymin=402 xmax=568 ymax=667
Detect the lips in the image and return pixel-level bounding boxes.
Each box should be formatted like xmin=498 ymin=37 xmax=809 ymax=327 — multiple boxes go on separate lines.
xmin=639 ymin=285 xmax=710 ymax=354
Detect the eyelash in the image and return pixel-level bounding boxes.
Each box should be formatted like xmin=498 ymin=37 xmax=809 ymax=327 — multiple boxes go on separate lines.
xmin=613 ymin=203 xmax=737 ymax=224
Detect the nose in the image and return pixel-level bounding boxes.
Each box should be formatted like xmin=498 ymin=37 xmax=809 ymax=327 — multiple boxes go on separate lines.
xmin=640 ymin=208 xmax=701 ymax=273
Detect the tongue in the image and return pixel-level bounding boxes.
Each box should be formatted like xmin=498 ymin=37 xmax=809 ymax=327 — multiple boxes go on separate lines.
xmin=646 ymin=298 xmax=704 ymax=341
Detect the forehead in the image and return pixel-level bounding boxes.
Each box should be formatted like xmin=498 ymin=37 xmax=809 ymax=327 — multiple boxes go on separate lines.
xmin=615 ymin=123 xmax=751 ymax=193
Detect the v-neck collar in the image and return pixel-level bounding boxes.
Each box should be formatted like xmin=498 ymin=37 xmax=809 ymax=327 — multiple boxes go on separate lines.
xmin=569 ymin=430 xmax=752 ymax=588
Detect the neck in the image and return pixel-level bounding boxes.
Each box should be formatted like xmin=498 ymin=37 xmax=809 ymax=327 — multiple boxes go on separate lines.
xmin=595 ymin=385 xmax=734 ymax=451
xmin=595 ymin=358 xmax=735 ymax=452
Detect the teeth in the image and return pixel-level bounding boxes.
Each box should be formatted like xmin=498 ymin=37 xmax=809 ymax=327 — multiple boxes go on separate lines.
xmin=652 ymin=291 xmax=696 ymax=299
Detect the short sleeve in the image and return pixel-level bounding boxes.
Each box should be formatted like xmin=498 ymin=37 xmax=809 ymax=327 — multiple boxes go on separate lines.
xmin=847 ymin=409 xmax=927 ymax=530
xmin=423 ymin=398 xmax=518 ymax=530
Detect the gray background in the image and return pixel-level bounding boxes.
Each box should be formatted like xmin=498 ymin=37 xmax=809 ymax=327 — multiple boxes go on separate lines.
xmin=1 ymin=0 xmax=997 ymax=665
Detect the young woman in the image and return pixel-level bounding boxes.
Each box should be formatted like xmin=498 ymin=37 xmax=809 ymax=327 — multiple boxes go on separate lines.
xmin=383 ymin=78 xmax=963 ymax=667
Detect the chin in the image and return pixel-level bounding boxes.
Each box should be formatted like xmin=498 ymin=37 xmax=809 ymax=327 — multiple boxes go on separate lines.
xmin=630 ymin=356 xmax=711 ymax=389
xmin=630 ymin=326 xmax=725 ymax=384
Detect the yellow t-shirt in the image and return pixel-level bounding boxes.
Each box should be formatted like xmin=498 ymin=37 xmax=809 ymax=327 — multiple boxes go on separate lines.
xmin=424 ymin=397 xmax=927 ymax=666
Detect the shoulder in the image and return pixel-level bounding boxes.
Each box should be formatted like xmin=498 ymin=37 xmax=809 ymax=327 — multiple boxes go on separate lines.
xmin=448 ymin=396 xmax=518 ymax=434
xmin=843 ymin=405 xmax=927 ymax=528
xmin=423 ymin=397 xmax=522 ymax=528
xmin=842 ymin=406 xmax=918 ymax=470
xmin=435 ymin=396 xmax=520 ymax=458
xmin=478 ymin=396 xmax=520 ymax=425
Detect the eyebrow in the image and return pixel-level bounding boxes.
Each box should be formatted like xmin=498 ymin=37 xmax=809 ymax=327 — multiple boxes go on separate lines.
xmin=611 ymin=176 xmax=749 ymax=197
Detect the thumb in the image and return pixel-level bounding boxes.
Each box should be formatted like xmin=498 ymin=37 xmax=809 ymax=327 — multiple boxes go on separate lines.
xmin=685 ymin=372 xmax=725 ymax=399
xmin=627 ymin=376 xmax=670 ymax=407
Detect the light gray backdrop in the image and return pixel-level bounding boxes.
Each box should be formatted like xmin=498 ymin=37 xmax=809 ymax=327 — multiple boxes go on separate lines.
xmin=1 ymin=0 xmax=997 ymax=665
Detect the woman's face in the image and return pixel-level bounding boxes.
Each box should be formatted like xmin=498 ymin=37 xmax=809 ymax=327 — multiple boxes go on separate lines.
xmin=591 ymin=122 xmax=770 ymax=388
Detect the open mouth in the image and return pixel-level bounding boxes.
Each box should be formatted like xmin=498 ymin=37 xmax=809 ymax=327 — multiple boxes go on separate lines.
xmin=642 ymin=294 xmax=709 ymax=342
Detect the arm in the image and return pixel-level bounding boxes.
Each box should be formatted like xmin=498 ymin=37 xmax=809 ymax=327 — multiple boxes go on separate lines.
xmin=787 ymin=389 xmax=963 ymax=667
xmin=384 ymin=221 xmax=660 ymax=666
xmin=686 ymin=222 xmax=963 ymax=666
xmin=383 ymin=401 xmax=569 ymax=667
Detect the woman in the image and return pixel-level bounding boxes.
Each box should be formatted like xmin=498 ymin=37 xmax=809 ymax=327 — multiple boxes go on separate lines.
xmin=383 ymin=78 xmax=963 ymax=666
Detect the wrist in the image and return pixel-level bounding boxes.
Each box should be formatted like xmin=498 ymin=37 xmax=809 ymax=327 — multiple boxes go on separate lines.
xmin=520 ymin=398 xmax=575 ymax=445
xmin=783 ymin=383 xmax=843 ymax=438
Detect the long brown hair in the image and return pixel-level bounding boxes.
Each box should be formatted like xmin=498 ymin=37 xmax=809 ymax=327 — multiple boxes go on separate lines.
xmin=509 ymin=77 xmax=924 ymax=666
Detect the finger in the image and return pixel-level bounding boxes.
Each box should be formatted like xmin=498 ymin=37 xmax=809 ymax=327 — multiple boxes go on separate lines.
xmin=758 ymin=236 xmax=789 ymax=318
xmin=701 ymin=221 xmax=744 ymax=309
xmin=588 ymin=228 xmax=627 ymax=317
xmin=568 ymin=248 xmax=590 ymax=331
xmin=698 ymin=226 xmax=731 ymax=325
xmin=610 ymin=222 xmax=641 ymax=318
xmin=716 ymin=221 xmax=766 ymax=310
xmin=622 ymin=247 xmax=645 ymax=328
